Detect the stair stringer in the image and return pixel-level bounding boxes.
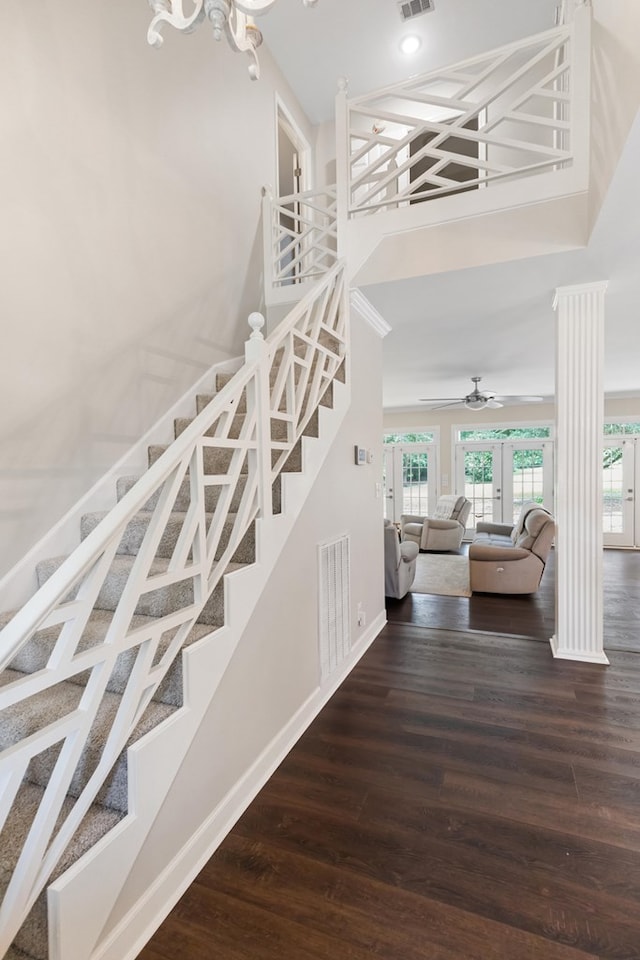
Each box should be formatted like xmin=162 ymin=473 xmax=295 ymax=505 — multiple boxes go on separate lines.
xmin=44 ymin=375 xmax=350 ymax=960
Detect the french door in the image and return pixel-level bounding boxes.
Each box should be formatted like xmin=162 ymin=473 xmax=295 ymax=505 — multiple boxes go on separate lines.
xmin=603 ymin=439 xmax=636 ymax=547
xmin=455 ymin=440 xmax=554 ymax=537
xmin=383 ymin=443 xmax=437 ymax=523
xmin=455 ymin=444 xmax=502 ymax=536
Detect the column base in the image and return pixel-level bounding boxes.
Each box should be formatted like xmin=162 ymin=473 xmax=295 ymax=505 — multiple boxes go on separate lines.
xmin=549 ymin=635 xmax=609 ymax=664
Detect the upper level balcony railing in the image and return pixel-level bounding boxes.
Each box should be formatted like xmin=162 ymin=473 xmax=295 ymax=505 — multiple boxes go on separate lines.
xmin=262 ymin=185 xmax=338 ymax=304
xmin=264 ymin=8 xmax=590 ymax=297
xmin=341 ymin=25 xmax=577 ymax=217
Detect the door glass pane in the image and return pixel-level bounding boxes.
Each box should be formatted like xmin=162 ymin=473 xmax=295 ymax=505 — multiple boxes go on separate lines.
xmin=464 ymin=450 xmax=495 ymax=525
xmin=382 ymin=450 xmax=391 ymax=520
xmin=603 ymin=447 xmax=624 ymax=533
xmin=402 ymin=452 xmax=429 ymax=515
xmin=511 ymin=448 xmax=544 ymax=524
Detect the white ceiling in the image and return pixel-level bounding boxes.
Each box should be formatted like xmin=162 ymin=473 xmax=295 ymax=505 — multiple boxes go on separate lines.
xmin=263 ymin=0 xmax=560 ymax=125
xmin=263 ymin=0 xmax=640 ymax=411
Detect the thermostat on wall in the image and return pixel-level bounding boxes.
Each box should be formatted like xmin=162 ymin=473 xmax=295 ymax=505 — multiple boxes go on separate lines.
xmin=354 ymin=445 xmax=367 ymax=465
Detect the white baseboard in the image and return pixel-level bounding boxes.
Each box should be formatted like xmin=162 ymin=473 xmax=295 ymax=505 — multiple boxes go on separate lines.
xmin=549 ymin=635 xmax=610 ymax=664
xmin=92 ymin=609 xmax=386 ymax=960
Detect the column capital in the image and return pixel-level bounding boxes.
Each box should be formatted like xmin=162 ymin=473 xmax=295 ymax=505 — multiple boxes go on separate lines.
xmin=553 ymin=280 xmax=608 ymax=309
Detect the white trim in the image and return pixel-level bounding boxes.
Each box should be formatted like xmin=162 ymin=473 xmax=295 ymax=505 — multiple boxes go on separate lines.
xmin=91 ymin=611 xmax=386 ymax=960
xmin=553 ymin=279 xmax=608 ymax=308
xmin=350 ymin=289 xmax=392 ymax=338
xmin=550 ymin=635 xmax=609 ymax=664
xmin=275 ymin=93 xmax=312 ymax=195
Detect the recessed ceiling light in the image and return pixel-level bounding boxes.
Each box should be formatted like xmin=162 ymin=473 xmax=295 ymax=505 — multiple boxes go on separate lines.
xmin=400 ymin=35 xmax=421 ymax=55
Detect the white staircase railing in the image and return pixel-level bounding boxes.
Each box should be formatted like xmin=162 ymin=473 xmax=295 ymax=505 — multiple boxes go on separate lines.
xmin=262 ymin=185 xmax=338 ymax=301
xmin=342 ymin=24 xmax=575 ymax=215
xmin=0 ymin=262 xmax=346 ymax=955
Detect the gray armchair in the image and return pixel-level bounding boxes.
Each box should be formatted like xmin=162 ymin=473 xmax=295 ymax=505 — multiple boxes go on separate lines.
xmin=401 ymin=495 xmax=471 ymax=552
xmin=384 ymin=520 xmax=419 ymax=598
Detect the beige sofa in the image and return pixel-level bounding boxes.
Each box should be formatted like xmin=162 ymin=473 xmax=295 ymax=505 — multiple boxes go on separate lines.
xmin=469 ymin=501 xmax=555 ymax=594
xmin=401 ymin=495 xmax=472 ymax=552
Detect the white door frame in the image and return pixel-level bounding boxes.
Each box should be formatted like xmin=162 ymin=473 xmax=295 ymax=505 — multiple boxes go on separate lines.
xmin=455 ymin=437 xmax=554 ymax=535
xmin=383 ymin=442 xmax=438 ymax=523
xmin=455 ymin=442 xmax=503 ymax=536
xmin=603 ymin=438 xmax=636 ymax=547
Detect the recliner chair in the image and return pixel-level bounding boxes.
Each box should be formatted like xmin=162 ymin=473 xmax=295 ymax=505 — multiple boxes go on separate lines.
xmin=469 ymin=502 xmax=555 ymax=594
xmin=384 ymin=520 xmax=419 ymax=598
xmin=401 ymin=495 xmax=472 ymax=552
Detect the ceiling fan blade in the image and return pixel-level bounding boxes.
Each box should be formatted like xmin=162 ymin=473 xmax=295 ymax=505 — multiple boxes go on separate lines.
xmin=493 ymin=395 xmax=544 ymax=403
xmin=431 ymin=400 xmax=466 ymax=410
xmin=418 ymin=397 xmax=464 ymax=403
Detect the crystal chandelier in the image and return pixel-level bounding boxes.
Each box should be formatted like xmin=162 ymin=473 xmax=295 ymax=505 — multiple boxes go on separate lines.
xmin=147 ymin=0 xmax=318 ymax=80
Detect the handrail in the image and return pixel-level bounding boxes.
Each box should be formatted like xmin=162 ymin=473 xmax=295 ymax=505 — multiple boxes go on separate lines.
xmin=0 ymin=261 xmax=347 ymax=954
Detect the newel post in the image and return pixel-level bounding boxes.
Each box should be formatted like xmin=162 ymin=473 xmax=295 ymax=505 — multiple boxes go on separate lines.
xmin=335 ymin=77 xmax=349 ymax=262
xmin=245 ymin=312 xmax=273 ymax=519
xmin=261 ymin=185 xmax=275 ymax=307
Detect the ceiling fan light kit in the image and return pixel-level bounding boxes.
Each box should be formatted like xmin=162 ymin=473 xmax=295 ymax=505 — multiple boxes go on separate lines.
xmin=419 ymin=376 xmax=543 ymax=411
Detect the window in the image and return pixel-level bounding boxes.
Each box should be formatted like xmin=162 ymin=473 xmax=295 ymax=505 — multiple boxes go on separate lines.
xmin=604 ymin=422 xmax=640 ymax=436
xmin=384 ymin=431 xmax=434 ymax=443
xmin=458 ymin=426 xmax=551 ymax=442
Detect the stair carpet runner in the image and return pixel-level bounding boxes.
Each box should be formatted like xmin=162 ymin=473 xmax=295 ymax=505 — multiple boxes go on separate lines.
xmin=0 ymin=364 xmax=337 ymax=960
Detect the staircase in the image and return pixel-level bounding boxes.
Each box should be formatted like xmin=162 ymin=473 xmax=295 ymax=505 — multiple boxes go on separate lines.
xmin=0 ymin=264 xmax=348 ymax=960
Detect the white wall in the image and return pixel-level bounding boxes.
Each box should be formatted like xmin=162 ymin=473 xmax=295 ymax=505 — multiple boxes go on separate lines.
xmin=590 ymin=0 xmax=640 ymax=230
xmin=0 ymin=1 xmax=312 ymax=578
xmin=103 ymin=307 xmax=385 ymax=938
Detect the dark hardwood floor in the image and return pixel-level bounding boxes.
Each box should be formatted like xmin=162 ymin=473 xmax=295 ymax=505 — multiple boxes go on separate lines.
xmin=138 ymin=607 xmax=640 ymax=959
xmin=387 ymin=546 xmax=640 ymax=653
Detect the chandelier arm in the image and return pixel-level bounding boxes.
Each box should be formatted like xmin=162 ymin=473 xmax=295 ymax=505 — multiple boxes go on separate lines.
xmin=222 ymin=5 xmax=263 ymax=79
xmin=147 ymin=1 xmax=206 ymax=47
xmin=147 ymin=0 xmax=316 ymax=76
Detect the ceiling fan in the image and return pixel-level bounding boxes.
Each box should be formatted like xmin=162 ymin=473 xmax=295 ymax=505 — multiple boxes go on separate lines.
xmin=419 ymin=376 xmax=544 ymax=411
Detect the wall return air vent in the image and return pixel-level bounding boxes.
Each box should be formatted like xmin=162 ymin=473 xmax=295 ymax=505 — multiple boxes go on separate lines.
xmin=397 ymin=0 xmax=435 ymax=22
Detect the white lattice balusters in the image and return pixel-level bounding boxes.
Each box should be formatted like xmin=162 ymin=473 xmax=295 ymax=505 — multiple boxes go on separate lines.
xmin=344 ymin=25 xmax=576 ymax=215
xmin=0 ymin=261 xmax=346 ymax=955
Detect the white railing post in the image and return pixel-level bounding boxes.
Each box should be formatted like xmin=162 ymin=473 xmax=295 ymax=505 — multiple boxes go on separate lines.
xmin=262 ymin=185 xmax=275 ymax=305
xmin=570 ymin=0 xmax=592 ymax=189
xmin=245 ymin=311 xmax=273 ymax=519
xmin=335 ymin=77 xmax=350 ymax=264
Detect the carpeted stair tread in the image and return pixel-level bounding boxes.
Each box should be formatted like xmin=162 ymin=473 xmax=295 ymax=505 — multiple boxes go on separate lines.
xmin=174 ymin=414 xmax=290 ymax=443
xmin=3 ymin=947 xmax=36 ymax=960
xmin=80 ymin=510 xmax=256 ymax=565
xmin=35 ymin=554 xmax=243 ymax=626
xmin=115 ymin=472 xmax=252 ymax=514
xmin=1 ymin=781 xmax=123 ymax=960
xmin=149 ymin=439 xmax=303 ymax=474
xmin=0 ymin=669 xmax=174 ymax=812
xmin=5 ymin=608 xmax=212 ymax=707
xmin=116 ymin=472 xmax=282 ymax=517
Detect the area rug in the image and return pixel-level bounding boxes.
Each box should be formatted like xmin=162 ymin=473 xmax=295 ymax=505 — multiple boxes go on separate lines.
xmin=411 ymin=553 xmax=471 ymax=597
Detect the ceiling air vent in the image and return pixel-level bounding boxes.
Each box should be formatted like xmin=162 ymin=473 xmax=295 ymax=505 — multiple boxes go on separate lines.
xmin=397 ymin=0 xmax=435 ymax=22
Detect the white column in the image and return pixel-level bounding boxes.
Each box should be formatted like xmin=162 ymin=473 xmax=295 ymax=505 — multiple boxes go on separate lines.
xmin=551 ymin=281 xmax=608 ymax=664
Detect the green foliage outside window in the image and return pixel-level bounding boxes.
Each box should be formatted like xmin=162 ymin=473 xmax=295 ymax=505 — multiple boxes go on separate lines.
xmin=384 ymin=432 xmax=434 ymax=443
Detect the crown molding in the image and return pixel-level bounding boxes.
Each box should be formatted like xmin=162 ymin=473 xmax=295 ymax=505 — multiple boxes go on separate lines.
xmin=350 ymin=289 xmax=392 ymax=339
